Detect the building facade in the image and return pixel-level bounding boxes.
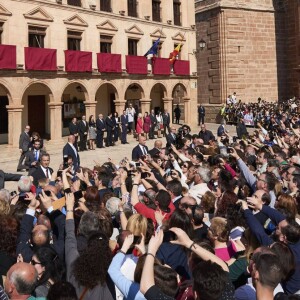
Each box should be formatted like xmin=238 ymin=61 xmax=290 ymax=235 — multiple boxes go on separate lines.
xmin=195 ymin=0 xmax=300 ymax=121
xmin=0 ymin=0 xmax=197 ymax=146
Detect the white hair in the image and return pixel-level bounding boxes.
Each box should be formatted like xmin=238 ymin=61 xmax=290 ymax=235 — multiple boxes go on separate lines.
xmin=18 ymin=176 xmax=32 ymax=192
xmin=198 ymin=167 xmax=211 ymax=183
xmin=106 ymin=197 xmax=121 ymax=215
xmin=0 ymin=189 xmax=10 ymax=202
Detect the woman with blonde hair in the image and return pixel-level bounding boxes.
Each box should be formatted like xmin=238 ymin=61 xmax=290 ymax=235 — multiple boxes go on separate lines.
xmin=135 ymin=113 xmax=144 ymax=141
xmin=126 ymin=213 xmax=148 ymax=237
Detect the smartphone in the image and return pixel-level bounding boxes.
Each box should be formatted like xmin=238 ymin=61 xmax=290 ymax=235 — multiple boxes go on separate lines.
xmin=63 ymin=155 xmax=69 ymax=169
xmin=135 ymin=162 xmax=141 ymax=167
xmin=74 ymin=190 xmax=83 ymax=201
xmin=133 ymin=236 xmax=141 ymax=245
xmin=10 ymin=191 xmax=17 ymax=197
xmin=227 ymin=147 xmax=234 ymax=154
xmin=141 ymin=172 xmax=149 ymax=179
xmin=163 ymin=231 xmax=176 ymax=243
xmin=44 ymin=190 xmax=51 ymax=197
xmin=57 ymin=170 xmax=63 ymax=178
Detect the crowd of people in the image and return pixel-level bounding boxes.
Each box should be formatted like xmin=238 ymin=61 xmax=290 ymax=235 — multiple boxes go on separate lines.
xmin=1 ymin=99 xmax=300 ymax=300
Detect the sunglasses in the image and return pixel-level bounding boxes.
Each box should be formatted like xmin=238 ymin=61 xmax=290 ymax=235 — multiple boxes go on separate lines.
xmin=31 ymin=259 xmax=42 ymax=266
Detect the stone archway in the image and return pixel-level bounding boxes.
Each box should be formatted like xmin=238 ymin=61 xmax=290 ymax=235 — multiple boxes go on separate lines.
xmin=61 ymin=82 xmax=88 ymax=136
xmin=22 ymin=82 xmax=54 ymax=139
xmin=125 ymin=83 xmax=145 ymax=113
xmin=150 ymin=83 xmax=167 ymax=115
xmin=172 ymin=83 xmax=187 ymax=124
xmin=0 ymin=84 xmax=11 ymax=144
xmin=95 ymin=83 xmax=119 ymax=117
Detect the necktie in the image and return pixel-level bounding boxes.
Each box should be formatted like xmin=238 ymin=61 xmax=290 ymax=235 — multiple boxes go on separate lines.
xmin=142 ymin=146 xmax=147 ymax=155
xmin=35 ymin=150 xmax=38 ymax=161
xmin=46 ymin=168 xmax=49 ymax=178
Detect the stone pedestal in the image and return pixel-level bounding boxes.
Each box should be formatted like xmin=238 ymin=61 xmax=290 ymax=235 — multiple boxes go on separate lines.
xmin=140 ymin=98 xmax=151 ymax=114
xmin=114 ymin=100 xmax=126 ymax=116
xmin=6 ymin=104 xmax=24 ymax=148
xmin=48 ymin=102 xmax=63 ymax=142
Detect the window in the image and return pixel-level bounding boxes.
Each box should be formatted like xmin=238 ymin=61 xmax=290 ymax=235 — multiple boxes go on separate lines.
xmin=67 ymin=31 xmax=82 ymax=51
xmin=100 ymin=35 xmax=112 ymax=53
xmin=100 ymin=0 xmax=111 ymax=12
xmin=128 ymin=0 xmax=137 ymax=17
xmin=152 ymin=0 xmax=161 ymax=22
xmin=173 ymin=0 xmax=181 ymax=26
xmin=67 ymin=0 xmax=81 ymax=6
xmin=28 ymin=26 xmax=46 ymax=48
xmin=128 ymin=39 xmax=138 ymax=55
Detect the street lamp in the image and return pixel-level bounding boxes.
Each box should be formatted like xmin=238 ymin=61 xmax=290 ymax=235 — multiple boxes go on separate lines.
xmin=199 ymin=39 xmax=206 ymax=51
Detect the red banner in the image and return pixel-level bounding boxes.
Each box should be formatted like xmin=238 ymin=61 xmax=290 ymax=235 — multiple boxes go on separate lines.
xmin=25 ymin=47 xmax=57 ymax=71
xmin=97 ymin=53 xmax=122 ymax=73
xmin=152 ymin=57 xmax=170 ymax=75
xmin=126 ymin=55 xmax=147 ymax=74
xmin=173 ymin=60 xmax=190 ymax=76
xmin=0 ymin=45 xmax=16 ymax=69
xmin=64 ymin=50 xmax=92 ymax=72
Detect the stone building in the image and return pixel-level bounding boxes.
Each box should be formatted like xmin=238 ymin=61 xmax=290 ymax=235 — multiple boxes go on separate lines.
xmin=195 ymin=0 xmax=300 ymax=121
xmin=0 ymin=0 xmax=197 ymax=146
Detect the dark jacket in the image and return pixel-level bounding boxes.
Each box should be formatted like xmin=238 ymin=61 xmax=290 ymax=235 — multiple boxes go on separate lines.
xmin=63 ymin=143 xmax=80 ymax=170
xmin=96 ymin=118 xmax=106 ymax=133
xmin=0 ymin=170 xmax=22 ymax=189
xmin=162 ymin=113 xmax=170 ymax=126
xmin=166 ymin=133 xmax=177 ymax=147
xmin=236 ymin=122 xmax=248 ymax=139
xmin=78 ymin=120 xmax=89 ymax=136
xmin=19 ymin=132 xmax=31 ymax=152
xmin=132 ymin=144 xmax=149 ymax=161
xmin=31 ymin=166 xmax=54 ymax=187
xmin=25 ymin=150 xmax=46 ymax=175
xmin=198 ymin=130 xmax=215 ymax=145
xmin=69 ymin=121 xmax=78 ymax=135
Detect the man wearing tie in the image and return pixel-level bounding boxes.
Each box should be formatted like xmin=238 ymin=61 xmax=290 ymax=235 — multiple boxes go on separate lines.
xmin=68 ymin=117 xmax=79 ymax=150
xmin=162 ymin=109 xmax=171 ymax=137
xmin=105 ymin=113 xmax=114 ymax=147
xmin=17 ymin=125 xmax=31 ymax=172
xmin=25 ymin=139 xmax=46 ymax=175
xmin=96 ymin=114 xmax=106 ymax=148
xmin=149 ymin=109 xmax=157 ymax=139
xmin=132 ymin=135 xmax=148 ymax=161
xmin=120 ymin=110 xmax=129 ymax=144
xmin=78 ymin=115 xmax=89 ymax=151
xmin=63 ymin=135 xmax=80 ymax=171
xmin=31 ymin=153 xmax=53 ymax=187
xmin=166 ymin=127 xmax=177 ymax=147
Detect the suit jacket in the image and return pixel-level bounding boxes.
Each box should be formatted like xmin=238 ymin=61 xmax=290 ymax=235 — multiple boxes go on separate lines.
xmin=166 ymin=133 xmax=177 ymax=147
xmin=96 ymin=118 xmax=106 ymax=134
xmin=68 ymin=122 xmax=78 ymax=135
xmin=78 ymin=120 xmax=89 ymax=135
xmin=198 ymin=106 xmax=205 ymax=115
xmin=0 ymin=170 xmax=22 ymax=189
xmin=25 ymin=149 xmax=47 ymax=175
xmin=32 ymin=166 xmax=54 ymax=187
xmin=105 ymin=117 xmax=114 ymax=130
xmin=121 ymin=114 xmax=128 ymax=129
xmin=132 ymin=144 xmax=149 ymax=161
xmin=150 ymin=113 xmax=157 ymax=126
xmin=217 ymin=125 xmax=225 ymax=137
xmin=162 ymin=113 xmax=170 ymax=125
xmin=63 ymin=143 xmax=80 ymax=170
xmin=19 ymin=132 xmax=31 ymax=152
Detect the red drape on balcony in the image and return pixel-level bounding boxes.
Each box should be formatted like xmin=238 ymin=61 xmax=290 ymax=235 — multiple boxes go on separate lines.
xmin=0 ymin=45 xmax=16 ymax=69
xmin=25 ymin=47 xmax=57 ymax=71
xmin=152 ymin=57 xmax=170 ymax=75
xmin=126 ymin=55 xmax=147 ymax=74
xmin=173 ymin=60 xmax=190 ymax=76
xmin=64 ymin=50 xmax=92 ymax=72
xmin=97 ymin=53 xmax=122 ymax=73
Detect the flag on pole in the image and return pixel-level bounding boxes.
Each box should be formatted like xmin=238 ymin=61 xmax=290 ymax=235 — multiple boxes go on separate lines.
xmin=169 ymin=43 xmax=182 ymax=64
xmin=144 ymin=38 xmax=160 ymax=57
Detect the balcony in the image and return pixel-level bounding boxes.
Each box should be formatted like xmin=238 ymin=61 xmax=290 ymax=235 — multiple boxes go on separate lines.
xmin=67 ymin=0 xmax=81 ymax=7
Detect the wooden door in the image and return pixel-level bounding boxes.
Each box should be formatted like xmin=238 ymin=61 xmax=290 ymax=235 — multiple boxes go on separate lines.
xmin=28 ymin=95 xmax=46 ymax=137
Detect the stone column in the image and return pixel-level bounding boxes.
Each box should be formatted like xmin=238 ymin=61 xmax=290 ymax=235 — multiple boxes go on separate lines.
xmin=162 ymin=97 xmax=173 ymax=125
xmin=183 ymin=97 xmax=191 ymax=126
xmin=84 ymin=101 xmax=97 ymax=119
xmin=48 ymin=102 xmax=63 ymax=142
xmin=6 ymin=104 xmax=24 ymax=148
xmin=140 ymin=98 xmax=151 ymax=114
xmin=114 ymin=100 xmax=126 ymax=116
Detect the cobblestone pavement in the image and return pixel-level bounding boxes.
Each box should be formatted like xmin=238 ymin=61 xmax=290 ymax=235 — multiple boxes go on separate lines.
xmin=1 ymin=123 xmax=254 ymax=191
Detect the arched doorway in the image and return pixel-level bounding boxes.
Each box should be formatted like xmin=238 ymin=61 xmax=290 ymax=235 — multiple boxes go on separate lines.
xmin=172 ymin=83 xmax=187 ymax=123
xmin=125 ymin=83 xmax=144 ymax=113
xmin=61 ymin=82 xmax=87 ymax=136
xmin=0 ymin=84 xmax=10 ymax=144
xmin=22 ymin=83 xmax=53 ymax=139
xmin=150 ymin=83 xmax=167 ymax=115
xmin=95 ymin=83 xmax=118 ymax=116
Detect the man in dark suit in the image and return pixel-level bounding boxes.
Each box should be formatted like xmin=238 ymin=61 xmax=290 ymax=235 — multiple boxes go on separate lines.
xmin=162 ymin=109 xmax=171 ymax=137
xmin=63 ymin=135 xmax=80 ymax=171
xmin=120 ymin=110 xmax=129 ymax=144
xmin=198 ymin=105 xmax=205 ymax=125
xmin=217 ymin=120 xmax=227 ymax=137
xmin=25 ymin=139 xmax=46 ymax=176
xmin=0 ymin=170 xmax=22 ymax=189
xmin=149 ymin=109 xmax=157 ymax=139
xmin=78 ymin=115 xmax=89 ymax=151
xmin=148 ymin=140 xmax=163 ymax=158
xmin=96 ymin=114 xmax=106 ymax=148
xmin=68 ymin=117 xmax=79 ymax=150
xmin=31 ymin=153 xmax=53 ymax=187
xmin=132 ymin=135 xmax=149 ymax=161
xmin=198 ymin=124 xmax=215 ymax=145
xmin=105 ymin=113 xmax=114 ymax=147
xmin=17 ymin=125 xmax=31 ymax=171
xmin=166 ymin=127 xmax=177 ymax=147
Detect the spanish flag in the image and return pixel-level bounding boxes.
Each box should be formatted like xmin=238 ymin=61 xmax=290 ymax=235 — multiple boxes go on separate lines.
xmin=169 ymin=43 xmax=182 ymax=64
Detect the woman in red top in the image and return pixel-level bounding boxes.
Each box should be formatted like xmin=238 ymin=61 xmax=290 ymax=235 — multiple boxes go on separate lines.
xmin=136 ymin=113 xmax=144 ymax=140
xmin=143 ymin=112 xmax=151 ymax=140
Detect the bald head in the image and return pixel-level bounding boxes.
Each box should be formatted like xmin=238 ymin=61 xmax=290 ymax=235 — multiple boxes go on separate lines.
xmin=5 ymin=262 xmax=38 ymax=298
xmin=138 ymin=135 xmax=146 ymax=146
xmin=68 ymin=135 xmax=75 ymax=144
xmin=32 ymin=224 xmax=49 ymax=246
xmin=154 ymin=140 xmax=162 ymax=149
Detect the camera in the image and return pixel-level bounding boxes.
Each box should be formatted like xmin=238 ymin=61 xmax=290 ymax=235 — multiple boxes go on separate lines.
xmin=63 ymin=155 xmax=69 ymax=169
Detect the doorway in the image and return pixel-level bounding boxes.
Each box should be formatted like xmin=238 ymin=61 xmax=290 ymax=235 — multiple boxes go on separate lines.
xmin=28 ymin=95 xmax=46 ymax=137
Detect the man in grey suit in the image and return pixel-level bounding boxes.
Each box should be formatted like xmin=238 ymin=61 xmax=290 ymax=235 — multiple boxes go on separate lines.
xmin=25 ymin=139 xmax=46 ymax=175
xmin=17 ymin=125 xmax=31 ymax=172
